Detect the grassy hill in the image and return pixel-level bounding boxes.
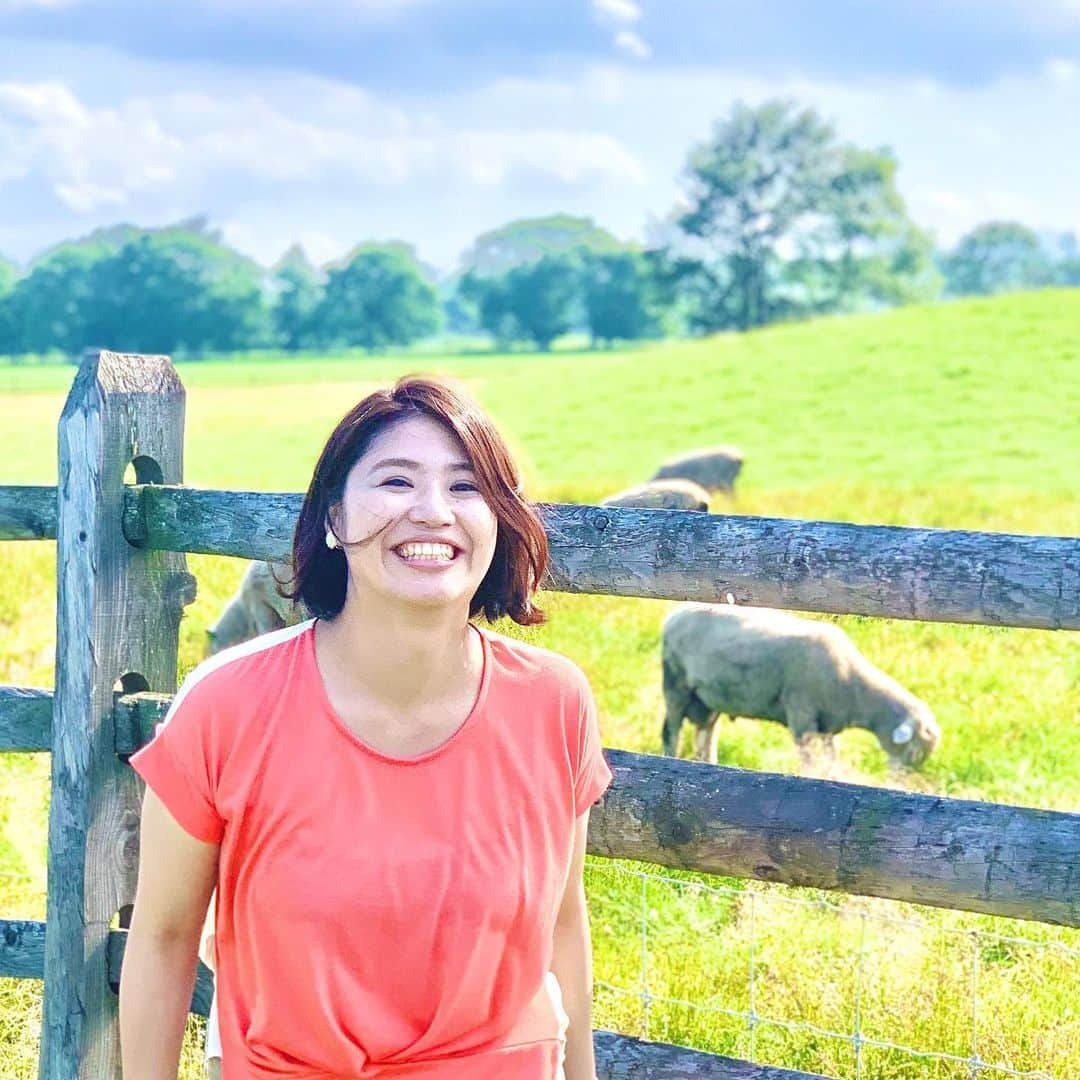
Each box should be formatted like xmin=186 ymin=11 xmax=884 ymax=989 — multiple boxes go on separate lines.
xmin=1 ymin=290 xmax=1078 ymax=1077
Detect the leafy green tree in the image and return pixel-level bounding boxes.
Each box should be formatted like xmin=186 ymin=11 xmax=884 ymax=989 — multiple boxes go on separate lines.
xmin=0 ymin=256 xmax=16 ymax=296
xmin=84 ymin=233 xmax=270 ymax=353
xmin=315 ymin=246 xmax=440 ymax=350
xmin=941 ymin=222 xmax=1055 ymax=296
xmin=503 ymin=253 xmax=580 ymax=351
xmin=941 ymin=222 xmax=1046 ymax=295
xmin=668 ymin=100 xmax=933 ymax=331
xmin=457 ymin=271 xmax=516 ymax=347
xmin=4 ymin=247 xmax=102 ymax=353
xmin=4 ymin=229 xmax=269 ymax=356
xmin=0 ymin=256 xmax=18 ymax=355
xmin=271 ymin=245 xmax=322 ymax=350
xmin=1052 ymin=233 xmax=1080 ymax=286
xmin=459 ymin=215 xmax=623 ymax=277
xmin=579 ymin=250 xmax=664 ymax=345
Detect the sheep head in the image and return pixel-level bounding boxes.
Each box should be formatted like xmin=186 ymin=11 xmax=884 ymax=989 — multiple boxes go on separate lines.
xmin=877 ymin=699 xmax=940 ymax=768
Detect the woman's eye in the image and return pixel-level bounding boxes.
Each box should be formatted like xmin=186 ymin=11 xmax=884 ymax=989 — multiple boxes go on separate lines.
xmin=381 ymin=478 xmax=478 ymax=493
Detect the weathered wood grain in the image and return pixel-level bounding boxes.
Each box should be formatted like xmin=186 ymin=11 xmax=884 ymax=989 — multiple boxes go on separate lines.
xmin=1 ymin=921 xmax=215 ymax=1018
xmin=6 ymin=919 xmax=823 ymax=1079
xmin=590 ymin=750 xmax=1080 ymax=927
xmin=0 ymin=919 xmax=47 ymax=979
xmin=0 ymin=685 xmax=51 ymax=751
xmin=594 ymin=1031 xmax=829 ymax=1078
xmin=124 ymin=487 xmax=1080 ymax=629
xmin=42 ymin=350 xmax=195 ymax=1080
xmin=0 ymin=485 xmax=56 ymax=540
xmin=113 ymin=690 xmax=171 ymax=756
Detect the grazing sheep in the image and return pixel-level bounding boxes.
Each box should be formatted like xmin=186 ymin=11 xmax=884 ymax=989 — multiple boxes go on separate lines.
xmin=602 ymin=479 xmax=711 ymax=512
xmin=206 ymin=560 xmax=307 ymax=655
xmin=650 ymin=446 xmax=743 ymax=493
xmin=661 ymin=603 xmax=939 ymax=769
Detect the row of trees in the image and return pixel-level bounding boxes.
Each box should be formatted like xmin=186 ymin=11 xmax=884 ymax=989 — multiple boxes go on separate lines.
xmin=0 ymin=226 xmax=442 ymax=356
xmin=2 ymin=100 xmax=1077 ymax=358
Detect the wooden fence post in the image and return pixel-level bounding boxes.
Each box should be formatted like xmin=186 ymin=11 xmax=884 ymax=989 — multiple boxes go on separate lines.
xmin=41 ymin=351 xmax=194 ymax=1079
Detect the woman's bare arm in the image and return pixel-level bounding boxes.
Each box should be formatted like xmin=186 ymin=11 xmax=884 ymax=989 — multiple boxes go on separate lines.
xmin=550 ymin=810 xmax=599 ymax=1080
xmin=119 ymin=786 xmax=219 ymax=1079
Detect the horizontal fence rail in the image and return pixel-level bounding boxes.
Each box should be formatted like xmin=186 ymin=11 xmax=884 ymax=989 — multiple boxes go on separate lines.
xmin=125 ymin=486 xmax=1080 ymax=629
xmin=0 ymin=485 xmax=56 ymax=540
xmin=0 ymin=919 xmax=824 ymax=1079
xmin=0 ymin=686 xmax=51 ymax=751
xmin=0 ymin=920 xmax=214 ymax=1018
xmin=3 ymin=687 xmax=1077 ymax=926
xmin=2 ymin=482 xmax=1077 ymax=628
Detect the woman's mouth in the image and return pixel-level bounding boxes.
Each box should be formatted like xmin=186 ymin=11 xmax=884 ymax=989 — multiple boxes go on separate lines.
xmin=392 ymin=542 xmax=460 ymax=568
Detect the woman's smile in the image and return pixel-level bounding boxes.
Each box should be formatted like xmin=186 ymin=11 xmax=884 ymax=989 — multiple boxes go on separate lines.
xmin=391 ymin=543 xmax=463 ymax=571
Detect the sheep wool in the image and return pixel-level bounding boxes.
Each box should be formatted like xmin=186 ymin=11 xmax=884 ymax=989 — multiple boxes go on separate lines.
xmin=661 ymin=603 xmax=939 ymax=767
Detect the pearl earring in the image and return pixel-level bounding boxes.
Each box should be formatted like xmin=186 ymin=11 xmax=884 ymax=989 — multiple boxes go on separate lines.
xmin=325 ymin=528 xmax=338 ymax=550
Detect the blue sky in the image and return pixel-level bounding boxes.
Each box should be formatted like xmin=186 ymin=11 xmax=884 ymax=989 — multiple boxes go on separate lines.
xmin=1 ymin=0 xmax=1078 ymax=273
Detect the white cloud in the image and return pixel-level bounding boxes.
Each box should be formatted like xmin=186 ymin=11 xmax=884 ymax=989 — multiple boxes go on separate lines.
xmin=454 ymin=128 xmax=646 ymax=186
xmin=54 ymin=180 xmax=125 ymax=213
xmin=0 ymin=81 xmax=182 ymax=211
xmin=1045 ymin=58 xmax=1078 ymax=83
xmin=3 ymin=38 xmax=1080 ymax=270
xmin=593 ymin=0 xmax=641 ymax=23
xmin=614 ymin=29 xmax=651 ymax=60
xmin=914 ymin=187 xmax=973 ymax=216
xmin=0 ymin=79 xmax=646 ymax=224
xmin=0 ymin=0 xmax=76 ymax=8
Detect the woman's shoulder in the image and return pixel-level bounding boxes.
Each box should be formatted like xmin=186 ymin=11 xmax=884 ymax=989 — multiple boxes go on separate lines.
xmin=477 ymin=623 xmax=590 ymax=700
xmin=175 ymin=619 xmax=315 ymax=709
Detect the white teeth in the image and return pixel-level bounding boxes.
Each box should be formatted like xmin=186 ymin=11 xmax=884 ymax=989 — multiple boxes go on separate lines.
xmin=396 ymin=543 xmax=456 ymax=560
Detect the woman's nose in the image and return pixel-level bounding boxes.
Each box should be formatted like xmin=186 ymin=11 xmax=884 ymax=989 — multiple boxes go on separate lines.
xmin=409 ymin=484 xmax=454 ymax=523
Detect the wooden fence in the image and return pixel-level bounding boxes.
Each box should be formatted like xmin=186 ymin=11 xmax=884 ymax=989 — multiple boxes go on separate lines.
xmin=0 ymin=349 xmax=1077 ymax=1079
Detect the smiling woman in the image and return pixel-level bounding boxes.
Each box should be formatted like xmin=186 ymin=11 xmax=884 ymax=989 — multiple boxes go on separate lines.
xmin=119 ymin=372 xmax=613 ymax=1080
xmin=287 ymin=375 xmax=548 ymax=626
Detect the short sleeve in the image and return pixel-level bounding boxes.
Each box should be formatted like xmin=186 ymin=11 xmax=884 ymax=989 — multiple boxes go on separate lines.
xmin=573 ymin=677 xmax=614 ymax=816
xmin=129 ymin=673 xmax=225 ymax=845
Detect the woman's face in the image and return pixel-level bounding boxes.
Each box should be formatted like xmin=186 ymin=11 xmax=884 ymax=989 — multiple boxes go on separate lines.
xmin=328 ymin=414 xmax=499 ymax=613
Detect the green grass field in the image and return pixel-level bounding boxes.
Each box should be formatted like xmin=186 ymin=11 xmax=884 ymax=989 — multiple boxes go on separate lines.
xmin=2 ymin=290 xmax=1078 ymax=1077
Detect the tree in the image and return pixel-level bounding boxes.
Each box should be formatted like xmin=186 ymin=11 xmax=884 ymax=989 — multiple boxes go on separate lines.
xmin=458 ymin=215 xmax=624 ymax=278
xmin=451 ymin=216 xmax=629 ymax=339
xmin=3 ymin=229 xmax=270 ymax=356
xmin=0 ymin=256 xmax=16 ymax=296
xmin=579 ymin=250 xmax=664 ymax=345
xmin=941 ymin=222 xmax=1055 ymax=296
xmin=3 ymin=246 xmax=102 ymax=354
xmin=271 ymin=245 xmax=322 ymax=350
xmin=83 ymin=233 xmax=270 ymax=354
xmin=503 ymin=253 xmax=580 ymax=351
xmin=315 ymin=246 xmax=441 ymax=350
xmin=667 ymin=100 xmax=933 ymax=331
xmin=0 ymin=256 xmax=18 ymax=355
xmin=457 ymin=271 xmax=516 ymax=347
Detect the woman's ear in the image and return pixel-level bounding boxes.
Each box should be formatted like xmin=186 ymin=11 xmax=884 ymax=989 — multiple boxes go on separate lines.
xmin=325 ymin=503 xmax=341 ymax=538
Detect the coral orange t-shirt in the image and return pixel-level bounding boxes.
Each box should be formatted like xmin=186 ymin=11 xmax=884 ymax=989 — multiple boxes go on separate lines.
xmin=129 ymin=618 xmax=613 ymax=1079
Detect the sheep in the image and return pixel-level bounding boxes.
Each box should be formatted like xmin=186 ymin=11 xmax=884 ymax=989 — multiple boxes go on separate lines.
xmin=650 ymin=446 xmax=743 ymax=493
xmin=206 ymin=560 xmax=308 ymax=655
xmin=661 ymin=602 xmax=939 ymax=769
xmin=601 ymin=479 xmax=711 ymax=512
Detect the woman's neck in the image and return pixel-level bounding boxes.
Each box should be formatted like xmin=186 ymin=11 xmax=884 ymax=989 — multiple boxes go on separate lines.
xmin=315 ymin=601 xmax=477 ymax=711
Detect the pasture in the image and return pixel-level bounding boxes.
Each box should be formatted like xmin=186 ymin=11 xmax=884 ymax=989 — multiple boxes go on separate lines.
xmin=2 ymin=289 xmax=1078 ymax=1077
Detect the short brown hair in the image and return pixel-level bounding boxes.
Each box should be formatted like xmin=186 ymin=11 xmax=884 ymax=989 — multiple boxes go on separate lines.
xmin=281 ymin=373 xmax=549 ymax=626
